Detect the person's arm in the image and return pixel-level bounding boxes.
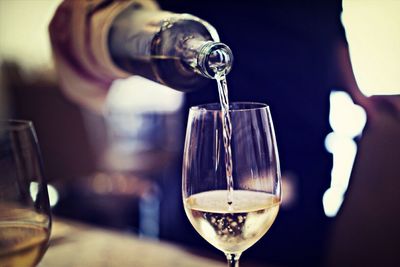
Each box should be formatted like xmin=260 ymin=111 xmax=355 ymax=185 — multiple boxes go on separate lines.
xmin=49 ymin=0 xmax=158 ymax=113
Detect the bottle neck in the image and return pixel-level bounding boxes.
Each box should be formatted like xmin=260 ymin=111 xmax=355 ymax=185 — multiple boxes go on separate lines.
xmin=182 ymin=38 xmax=233 ymax=79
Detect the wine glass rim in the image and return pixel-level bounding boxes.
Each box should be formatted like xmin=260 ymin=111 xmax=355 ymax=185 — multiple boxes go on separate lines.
xmin=0 ymin=119 xmax=33 ymax=130
xmin=190 ymin=102 xmax=269 ymax=112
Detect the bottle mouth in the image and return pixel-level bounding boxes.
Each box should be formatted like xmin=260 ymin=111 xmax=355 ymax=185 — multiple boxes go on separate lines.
xmin=197 ymin=42 xmax=233 ymax=79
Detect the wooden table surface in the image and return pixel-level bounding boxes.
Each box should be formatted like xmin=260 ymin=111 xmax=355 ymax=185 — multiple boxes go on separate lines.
xmin=40 ymin=219 xmax=227 ymax=267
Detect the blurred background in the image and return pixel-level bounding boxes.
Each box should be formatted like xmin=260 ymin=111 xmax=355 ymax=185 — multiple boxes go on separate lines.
xmin=0 ymin=0 xmax=399 ymax=266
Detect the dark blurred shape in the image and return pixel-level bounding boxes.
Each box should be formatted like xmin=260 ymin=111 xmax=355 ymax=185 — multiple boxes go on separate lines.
xmin=1 ymin=62 xmax=96 ymax=182
xmin=327 ymin=108 xmax=400 ymax=266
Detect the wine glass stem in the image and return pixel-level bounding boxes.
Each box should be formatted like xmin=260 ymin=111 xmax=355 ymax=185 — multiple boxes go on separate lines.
xmin=226 ymin=253 xmax=241 ymax=267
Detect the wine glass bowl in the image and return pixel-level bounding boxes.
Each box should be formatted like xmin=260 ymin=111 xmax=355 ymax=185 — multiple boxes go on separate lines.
xmin=183 ymin=102 xmax=281 ymax=266
xmin=0 ymin=120 xmax=52 ymax=267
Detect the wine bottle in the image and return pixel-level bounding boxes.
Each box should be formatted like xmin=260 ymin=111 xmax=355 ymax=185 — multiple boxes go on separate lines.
xmin=108 ymin=4 xmax=233 ymax=92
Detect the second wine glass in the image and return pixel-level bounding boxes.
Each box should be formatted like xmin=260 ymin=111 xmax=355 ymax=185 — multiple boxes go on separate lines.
xmin=182 ymin=102 xmax=281 ymax=267
xmin=0 ymin=120 xmax=52 ymax=267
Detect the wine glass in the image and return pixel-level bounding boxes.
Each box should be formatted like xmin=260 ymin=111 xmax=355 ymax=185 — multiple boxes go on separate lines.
xmin=183 ymin=102 xmax=281 ymax=267
xmin=0 ymin=120 xmax=52 ymax=267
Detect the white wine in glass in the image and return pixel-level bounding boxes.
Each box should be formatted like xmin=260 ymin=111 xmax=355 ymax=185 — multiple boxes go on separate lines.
xmin=183 ymin=103 xmax=281 ymax=266
xmin=0 ymin=120 xmax=52 ymax=267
